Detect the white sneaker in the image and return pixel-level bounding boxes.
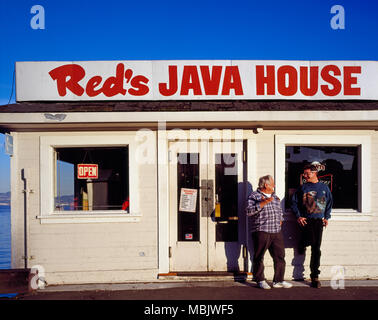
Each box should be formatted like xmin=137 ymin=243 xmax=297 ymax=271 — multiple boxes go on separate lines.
xmin=273 ymin=281 xmax=293 ymax=289
xmin=258 ymin=280 xmax=271 ymax=289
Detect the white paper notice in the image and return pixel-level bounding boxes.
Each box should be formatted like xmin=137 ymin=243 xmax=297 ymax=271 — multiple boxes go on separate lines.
xmin=179 ymin=188 xmax=198 ymax=213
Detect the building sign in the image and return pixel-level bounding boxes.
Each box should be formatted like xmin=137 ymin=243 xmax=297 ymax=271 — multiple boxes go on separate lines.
xmin=77 ymin=164 xmax=98 ymax=179
xmin=15 ymin=60 xmax=378 ymax=101
xmin=179 ymin=188 xmax=198 ymax=213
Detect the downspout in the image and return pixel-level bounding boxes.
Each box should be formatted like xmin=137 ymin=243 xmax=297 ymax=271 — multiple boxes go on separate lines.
xmin=21 ymin=168 xmax=28 ymax=269
xmin=243 ymin=140 xmax=249 ymax=273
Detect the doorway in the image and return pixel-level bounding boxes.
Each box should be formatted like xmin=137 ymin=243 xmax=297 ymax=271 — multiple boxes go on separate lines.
xmin=168 ymin=140 xmax=245 ymax=272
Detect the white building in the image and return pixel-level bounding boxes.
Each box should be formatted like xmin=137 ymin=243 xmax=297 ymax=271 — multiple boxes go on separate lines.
xmin=0 ymin=60 xmax=377 ymax=285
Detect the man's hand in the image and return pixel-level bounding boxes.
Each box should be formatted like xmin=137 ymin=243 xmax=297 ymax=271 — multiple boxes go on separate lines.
xmin=323 ymin=218 xmax=328 ymax=228
xmin=260 ymin=196 xmax=274 ymax=208
xmin=297 ymin=217 xmax=307 ymax=227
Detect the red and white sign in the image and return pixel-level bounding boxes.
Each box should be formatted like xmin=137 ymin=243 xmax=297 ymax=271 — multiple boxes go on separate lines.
xmin=179 ymin=188 xmax=198 ymax=213
xmin=185 ymin=234 xmax=193 ymax=240
xmin=77 ymin=164 xmax=98 ymax=179
xmin=15 ymin=60 xmax=378 ymax=101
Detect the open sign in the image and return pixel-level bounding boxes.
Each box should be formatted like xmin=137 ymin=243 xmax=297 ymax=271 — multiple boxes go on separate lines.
xmin=77 ymin=164 xmax=98 ymax=179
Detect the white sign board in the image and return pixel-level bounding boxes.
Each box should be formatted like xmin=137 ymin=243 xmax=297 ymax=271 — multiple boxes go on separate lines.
xmin=15 ymin=60 xmax=378 ymax=101
xmin=179 ymin=188 xmax=198 ymax=213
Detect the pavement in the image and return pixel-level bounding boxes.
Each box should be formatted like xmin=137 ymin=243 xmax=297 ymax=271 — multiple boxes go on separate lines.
xmin=3 ymin=279 xmax=378 ymax=300
xmin=1 ymin=280 xmax=376 ymax=319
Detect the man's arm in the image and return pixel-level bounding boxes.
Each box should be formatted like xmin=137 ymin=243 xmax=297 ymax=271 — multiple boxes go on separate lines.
xmin=291 ymin=189 xmax=302 ymax=219
xmin=324 ymin=186 xmax=333 ymax=220
xmin=246 ymin=194 xmax=264 ymax=216
xmin=292 ymin=188 xmax=307 ymax=226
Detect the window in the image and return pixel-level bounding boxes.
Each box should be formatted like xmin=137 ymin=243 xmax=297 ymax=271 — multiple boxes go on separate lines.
xmin=275 ymin=134 xmax=372 ymax=217
xmin=55 ymin=147 xmax=129 ymax=212
xmin=40 ymin=134 xmax=143 ymax=223
xmin=285 ymin=146 xmax=359 ymax=210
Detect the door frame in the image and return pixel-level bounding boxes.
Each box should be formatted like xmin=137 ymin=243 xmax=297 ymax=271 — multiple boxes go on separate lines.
xmin=157 ymin=129 xmax=257 ymax=275
xmin=168 ymin=138 xmax=244 ymax=272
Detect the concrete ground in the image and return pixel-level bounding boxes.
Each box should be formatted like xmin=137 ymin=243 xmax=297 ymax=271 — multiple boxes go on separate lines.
xmin=5 ymin=279 xmax=378 ymax=300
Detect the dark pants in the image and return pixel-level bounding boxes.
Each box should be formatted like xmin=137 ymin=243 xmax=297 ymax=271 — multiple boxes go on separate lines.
xmin=252 ymin=231 xmax=286 ymax=283
xmin=299 ymin=218 xmax=324 ymax=279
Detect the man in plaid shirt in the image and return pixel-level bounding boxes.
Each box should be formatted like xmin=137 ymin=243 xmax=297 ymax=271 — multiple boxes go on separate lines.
xmin=246 ymin=175 xmax=292 ymax=289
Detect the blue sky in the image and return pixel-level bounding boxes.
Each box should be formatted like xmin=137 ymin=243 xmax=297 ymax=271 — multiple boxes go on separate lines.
xmin=1 ymin=0 xmax=378 ymax=193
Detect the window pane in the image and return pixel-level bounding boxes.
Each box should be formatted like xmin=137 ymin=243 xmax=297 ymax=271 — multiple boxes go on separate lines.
xmin=285 ymin=146 xmax=359 ymax=210
xmin=215 ymin=153 xmax=238 ymax=242
xmin=55 ymin=160 xmax=74 ymax=210
xmin=55 ymin=147 xmax=129 ymax=211
xmin=177 ymin=153 xmax=199 ymax=241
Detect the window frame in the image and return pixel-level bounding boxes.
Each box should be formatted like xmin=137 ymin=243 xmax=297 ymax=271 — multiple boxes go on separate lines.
xmin=39 ymin=134 xmax=141 ymax=223
xmin=275 ymin=134 xmax=372 ymax=221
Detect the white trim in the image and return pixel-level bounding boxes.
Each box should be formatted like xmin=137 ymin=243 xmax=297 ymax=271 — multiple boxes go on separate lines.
xmin=36 ymin=213 xmax=141 ymax=224
xmin=40 ymin=133 xmax=140 ymax=221
xmin=275 ymin=134 xmax=372 ymax=221
xmin=2 ymin=110 xmax=378 ymax=124
xmin=246 ymin=132 xmax=257 ymax=274
xmin=157 ymin=127 xmax=170 ymax=274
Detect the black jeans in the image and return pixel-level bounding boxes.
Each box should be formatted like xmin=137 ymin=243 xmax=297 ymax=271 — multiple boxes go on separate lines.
xmin=251 ymin=231 xmax=286 ymax=283
xmin=299 ymin=218 xmax=324 ymax=279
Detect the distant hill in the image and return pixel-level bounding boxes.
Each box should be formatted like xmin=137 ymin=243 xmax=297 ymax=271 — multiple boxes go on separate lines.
xmin=0 ymin=192 xmax=10 ymax=205
xmin=55 ymin=195 xmax=74 ymax=210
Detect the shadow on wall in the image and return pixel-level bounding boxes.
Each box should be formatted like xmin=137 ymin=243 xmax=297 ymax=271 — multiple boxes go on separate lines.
xmin=214 ymin=181 xmax=251 ymax=273
xmin=280 ymin=201 xmax=307 ymax=281
xmin=219 ymin=181 xmax=250 ymax=272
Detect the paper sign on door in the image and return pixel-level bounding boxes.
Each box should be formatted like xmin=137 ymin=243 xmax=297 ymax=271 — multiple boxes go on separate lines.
xmin=179 ymin=188 xmax=198 ymax=213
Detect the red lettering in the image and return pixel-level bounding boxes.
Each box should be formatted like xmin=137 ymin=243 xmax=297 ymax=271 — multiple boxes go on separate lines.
xmin=200 ymin=66 xmax=222 ymax=95
xmin=180 ymin=66 xmax=202 ymax=95
xmin=86 ymin=76 xmax=102 ymax=97
xmin=128 ymin=75 xmax=150 ymax=96
xmin=101 ymin=63 xmax=127 ymax=97
xmin=221 ymin=66 xmax=243 ymax=95
xmin=256 ymin=65 xmax=275 ymax=95
xmin=344 ymin=66 xmax=361 ymax=95
xmin=321 ymin=65 xmax=342 ymax=96
xmin=49 ymin=64 xmax=85 ymax=96
xmin=300 ymin=66 xmax=319 ymax=96
xmin=277 ymin=66 xmax=297 ymax=96
xmin=159 ymin=66 xmax=178 ymax=96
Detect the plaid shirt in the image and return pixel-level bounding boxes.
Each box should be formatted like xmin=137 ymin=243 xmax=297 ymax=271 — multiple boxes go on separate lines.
xmin=246 ymin=190 xmax=284 ymax=233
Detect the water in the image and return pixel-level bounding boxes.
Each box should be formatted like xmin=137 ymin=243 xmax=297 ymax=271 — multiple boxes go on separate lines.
xmin=0 ymin=205 xmax=16 ymax=298
xmin=0 ymin=205 xmax=11 ymax=269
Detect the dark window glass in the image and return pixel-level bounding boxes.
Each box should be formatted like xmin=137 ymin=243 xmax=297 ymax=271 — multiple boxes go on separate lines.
xmin=55 ymin=147 xmax=129 ymax=211
xmin=215 ymin=153 xmax=238 ymax=242
xmin=177 ymin=153 xmax=200 ymax=241
xmin=285 ymin=146 xmax=359 ymax=210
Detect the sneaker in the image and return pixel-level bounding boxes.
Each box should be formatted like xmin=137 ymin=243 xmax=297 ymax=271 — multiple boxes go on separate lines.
xmin=258 ymin=280 xmax=271 ymax=290
xmin=311 ymin=278 xmax=321 ymax=288
xmin=273 ymin=281 xmax=293 ymax=289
